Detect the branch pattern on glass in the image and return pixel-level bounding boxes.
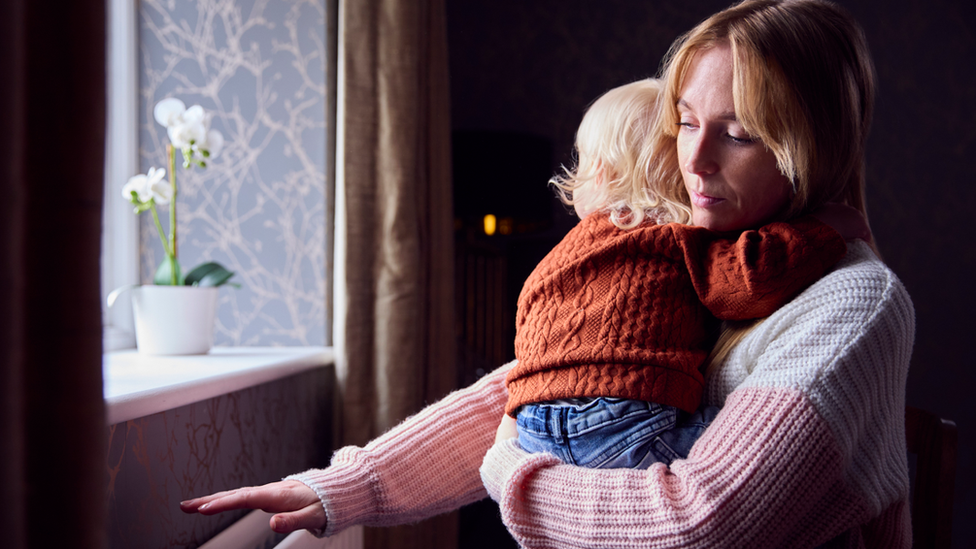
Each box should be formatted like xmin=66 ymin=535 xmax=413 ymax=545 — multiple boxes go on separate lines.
xmin=139 ymin=0 xmax=328 ymax=345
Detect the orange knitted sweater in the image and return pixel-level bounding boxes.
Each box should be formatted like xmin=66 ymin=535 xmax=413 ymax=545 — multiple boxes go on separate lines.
xmin=505 ymin=213 xmax=846 ymax=416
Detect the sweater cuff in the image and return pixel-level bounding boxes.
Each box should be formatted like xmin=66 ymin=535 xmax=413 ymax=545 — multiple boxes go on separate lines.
xmin=284 ymin=470 xmax=330 ymax=538
xmin=284 ymin=447 xmax=377 ymax=538
xmin=480 ymin=439 xmax=562 ymax=504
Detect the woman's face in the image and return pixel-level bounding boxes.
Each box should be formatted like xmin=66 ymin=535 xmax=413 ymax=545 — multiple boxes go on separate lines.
xmin=675 ymin=43 xmax=791 ymax=232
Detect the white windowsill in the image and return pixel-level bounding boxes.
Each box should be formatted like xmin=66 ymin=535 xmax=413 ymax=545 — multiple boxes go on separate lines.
xmin=103 ymin=346 xmax=335 ymax=425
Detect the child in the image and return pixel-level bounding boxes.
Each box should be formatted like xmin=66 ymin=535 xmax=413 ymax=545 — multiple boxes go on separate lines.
xmin=507 ymin=79 xmax=851 ymax=469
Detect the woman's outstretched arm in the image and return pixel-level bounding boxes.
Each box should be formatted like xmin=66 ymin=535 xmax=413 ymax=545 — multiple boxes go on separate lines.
xmin=182 ymin=361 xmax=513 ymax=537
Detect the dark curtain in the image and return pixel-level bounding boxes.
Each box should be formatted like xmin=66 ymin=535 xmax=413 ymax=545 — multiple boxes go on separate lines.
xmin=0 ymin=1 xmax=107 ymax=547
xmin=335 ymin=0 xmax=457 ymax=547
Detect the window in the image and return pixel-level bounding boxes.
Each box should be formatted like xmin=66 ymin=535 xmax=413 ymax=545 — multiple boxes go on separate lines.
xmin=102 ymin=0 xmax=336 ymax=351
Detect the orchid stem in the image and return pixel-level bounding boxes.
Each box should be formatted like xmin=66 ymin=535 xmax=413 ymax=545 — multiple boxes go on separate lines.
xmin=149 ymin=203 xmax=172 ymax=258
xmin=167 ymin=144 xmax=179 ymax=285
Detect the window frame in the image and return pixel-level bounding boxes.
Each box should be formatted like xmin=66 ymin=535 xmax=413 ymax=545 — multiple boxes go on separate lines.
xmin=101 ymin=0 xmax=139 ymax=351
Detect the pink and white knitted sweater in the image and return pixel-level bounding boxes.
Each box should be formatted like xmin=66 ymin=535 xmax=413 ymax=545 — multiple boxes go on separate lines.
xmin=289 ymin=241 xmax=915 ymax=548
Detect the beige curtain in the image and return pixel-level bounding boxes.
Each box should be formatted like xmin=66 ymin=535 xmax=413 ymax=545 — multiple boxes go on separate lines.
xmin=334 ymin=0 xmax=457 ymax=547
xmin=0 ymin=1 xmax=107 ymax=548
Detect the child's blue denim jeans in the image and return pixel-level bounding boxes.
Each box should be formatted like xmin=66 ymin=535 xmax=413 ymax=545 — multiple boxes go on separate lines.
xmin=515 ymin=397 xmax=719 ymax=469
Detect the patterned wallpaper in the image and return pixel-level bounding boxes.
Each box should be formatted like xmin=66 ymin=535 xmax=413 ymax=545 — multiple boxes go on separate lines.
xmin=106 ymin=368 xmax=333 ymax=548
xmin=138 ymin=0 xmax=329 ymax=346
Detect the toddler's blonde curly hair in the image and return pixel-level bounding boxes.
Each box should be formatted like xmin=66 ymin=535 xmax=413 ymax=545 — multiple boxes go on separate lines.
xmin=551 ymin=78 xmax=691 ymax=229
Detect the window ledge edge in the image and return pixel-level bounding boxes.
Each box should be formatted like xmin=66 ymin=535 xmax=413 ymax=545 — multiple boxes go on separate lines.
xmin=103 ymin=346 xmax=335 ymax=425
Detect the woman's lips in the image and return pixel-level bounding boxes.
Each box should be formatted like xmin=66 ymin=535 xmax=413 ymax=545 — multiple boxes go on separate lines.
xmin=690 ymin=190 xmax=724 ymax=208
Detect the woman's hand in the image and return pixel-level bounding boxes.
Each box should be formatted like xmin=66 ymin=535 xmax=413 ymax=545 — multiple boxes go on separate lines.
xmin=180 ymin=480 xmax=325 ymax=534
xmin=495 ymin=413 xmax=518 ymax=445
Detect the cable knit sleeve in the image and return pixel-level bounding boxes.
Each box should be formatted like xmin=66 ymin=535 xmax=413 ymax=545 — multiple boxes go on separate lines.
xmin=676 ymin=215 xmax=847 ymax=320
xmin=286 ymin=361 xmax=512 ymax=537
xmin=480 ymin=242 xmax=914 ymax=548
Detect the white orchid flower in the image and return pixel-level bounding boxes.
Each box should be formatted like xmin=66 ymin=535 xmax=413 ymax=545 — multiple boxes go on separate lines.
xmin=122 ymin=174 xmax=151 ymax=203
xmin=122 ymin=167 xmax=167 ymax=204
xmin=146 ymin=166 xmax=172 ymax=205
xmin=154 ymin=97 xmax=223 ymax=168
xmin=122 ymin=175 xmax=150 ymax=203
xmin=205 ymin=129 xmax=224 ymax=158
xmin=167 ymin=118 xmax=208 ymax=150
xmin=153 ymin=98 xmax=186 ymax=128
xmin=182 ymin=104 xmax=207 ymax=125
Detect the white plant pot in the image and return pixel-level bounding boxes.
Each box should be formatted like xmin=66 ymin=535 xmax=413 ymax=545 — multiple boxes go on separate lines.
xmin=131 ymin=285 xmax=218 ymax=355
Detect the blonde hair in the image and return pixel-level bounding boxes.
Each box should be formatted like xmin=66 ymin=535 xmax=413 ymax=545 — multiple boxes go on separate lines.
xmin=644 ymin=0 xmax=878 ymax=373
xmin=649 ymin=0 xmax=876 ymax=224
xmin=551 ymin=78 xmax=691 ymax=229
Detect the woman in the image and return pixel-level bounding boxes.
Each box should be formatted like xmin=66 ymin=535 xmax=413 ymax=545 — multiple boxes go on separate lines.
xmin=181 ymin=1 xmax=914 ymax=546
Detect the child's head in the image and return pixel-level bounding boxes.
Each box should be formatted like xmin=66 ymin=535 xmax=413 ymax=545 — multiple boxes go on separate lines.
xmin=552 ymin=78 xmax=685 ymax=229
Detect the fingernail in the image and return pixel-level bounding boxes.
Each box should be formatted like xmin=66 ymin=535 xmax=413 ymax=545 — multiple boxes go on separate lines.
xmin=199 ymin=503 xmax=209 ymax=511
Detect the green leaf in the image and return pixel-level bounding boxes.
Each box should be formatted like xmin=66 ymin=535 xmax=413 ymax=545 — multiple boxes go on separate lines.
xmin=184 ymin=261 xmax=236 ymax=287
xmin=153 ymin=255 xmax=184 ymax=285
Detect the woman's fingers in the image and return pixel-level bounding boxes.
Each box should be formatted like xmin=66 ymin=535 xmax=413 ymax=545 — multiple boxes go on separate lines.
xmin=270 ymin=502 xmax=328 ymax=534
xmin=180 ymin=480 xmax=319 ymax=516
xmin=179 ymin=488 xmax=242 ymax=512
xmin=180 ymin=481 xmax=327 ymax=534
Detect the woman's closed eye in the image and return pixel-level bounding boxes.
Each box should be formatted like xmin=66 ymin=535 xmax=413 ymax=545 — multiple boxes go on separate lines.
xmin=676 ymin=121 xmax=699 ymax=136
xmin=677 ymin=121 xmax=757 ymax=145
xmin=726 ymin=131 xmax=757 ymax=145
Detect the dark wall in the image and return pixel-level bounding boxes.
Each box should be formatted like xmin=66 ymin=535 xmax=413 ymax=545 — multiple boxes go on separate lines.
xmin=447 ymin=0 xmax=975 ymax=546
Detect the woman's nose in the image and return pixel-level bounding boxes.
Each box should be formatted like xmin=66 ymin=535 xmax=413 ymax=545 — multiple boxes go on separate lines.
xmin=684 ymin=133 xmax=718 ymax=176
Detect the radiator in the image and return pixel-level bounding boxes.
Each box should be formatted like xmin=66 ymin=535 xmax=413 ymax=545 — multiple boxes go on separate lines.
xmin=198 ymin=510 xmax=364 ymax=549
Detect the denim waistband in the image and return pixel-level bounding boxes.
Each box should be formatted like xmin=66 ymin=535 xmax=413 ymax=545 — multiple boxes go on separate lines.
xmin=517 ymin=398 xmax=677 ymax=440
